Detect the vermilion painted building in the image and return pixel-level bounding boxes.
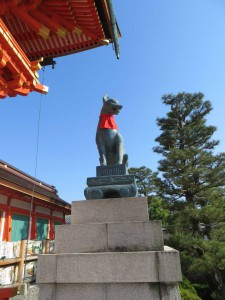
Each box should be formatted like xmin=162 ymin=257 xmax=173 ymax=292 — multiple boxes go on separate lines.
xmin=0 ymin=0 xmax=120 ymax=98
xmin=0 ymin=159 xmax=71 ymax=242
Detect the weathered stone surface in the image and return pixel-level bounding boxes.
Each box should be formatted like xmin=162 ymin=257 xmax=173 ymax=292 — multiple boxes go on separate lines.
xmin=37 ymin=249 xmax=182 ymax=284
xmin=158 ymin=246 xmax=182 ymax=283
xmin=56 ymin=283 xmax=160 ymax=300
xmin=106 ymin=283 xmax=160 ymax=300
xmin=38 ymin=284 xmax=56 ymax=300
xmin=36 ymin=254 xmax=56 ymax=284
xmin=107 ymin=221 xmax=164 ymax=251
xmin=38 ymin=194 xmax=182 ymax=300
xmin=71 ymin=197 xmax=149 ymax=224
xmin=38 ymin=283 xmax=181 ymax=300
xmin=54 ymin=221 xmax=164 ymax=253
xmin=159 ymin=283 xmax=181 ymax=300
xmin=56 ymin=252 xmax=158 ymax=283
xmin=56 ymin=284 xmax=105 ymax=300
xmin=54 ymin=223 xmax=108 ymax=253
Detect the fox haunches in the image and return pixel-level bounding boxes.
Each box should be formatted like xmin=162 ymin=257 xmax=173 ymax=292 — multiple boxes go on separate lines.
xmin=96 ymin=95 xmax=128 ymax=166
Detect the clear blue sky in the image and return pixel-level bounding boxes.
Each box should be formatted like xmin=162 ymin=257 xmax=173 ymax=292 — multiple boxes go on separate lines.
xmin=1 ymin=0 xmax=225 ymax=202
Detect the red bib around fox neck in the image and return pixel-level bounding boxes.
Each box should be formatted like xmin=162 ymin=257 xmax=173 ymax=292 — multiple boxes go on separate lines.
xmin=99 ymin=114 xmax=118 ymax=129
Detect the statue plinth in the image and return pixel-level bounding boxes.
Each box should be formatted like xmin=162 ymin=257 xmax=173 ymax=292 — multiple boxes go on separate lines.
xmin=37 ymin=197 xmax=182 ymax=300
xmin=84 ymin=164 xmax=138 ymax=200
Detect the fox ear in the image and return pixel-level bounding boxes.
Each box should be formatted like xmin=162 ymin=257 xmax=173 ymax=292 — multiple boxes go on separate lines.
xmin=103 ymin=94 xmax=109 ymax=103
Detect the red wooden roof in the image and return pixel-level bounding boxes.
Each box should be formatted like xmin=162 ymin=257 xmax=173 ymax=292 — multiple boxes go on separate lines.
xmin=0 ymin=0 xmax=120 ymax=98
xmin=1 ymin=0 xmax=120 ymax=61
xmin=0 ymin=159 xmax=71 ymax=213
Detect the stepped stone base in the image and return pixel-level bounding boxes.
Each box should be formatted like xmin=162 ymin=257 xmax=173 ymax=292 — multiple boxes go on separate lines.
xmin=37 ymin=247 xmax=181 ymax=284
xmin=37 ymin=197 xmax=182 ymax=300
xmin=38 ymin=283 xmax=181 ymax=300
xmin=71 ymin=197 xmax=149 ymax=224
xmin=54 ymin=221 xmax=164 ymax=253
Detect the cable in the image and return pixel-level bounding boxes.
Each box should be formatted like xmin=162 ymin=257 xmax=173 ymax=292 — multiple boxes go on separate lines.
xmin=23 ymin=67 xmax=45 ymax=283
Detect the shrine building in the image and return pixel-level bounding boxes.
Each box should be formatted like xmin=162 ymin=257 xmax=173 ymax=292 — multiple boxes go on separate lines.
xmin=0 ymin=159 xmax=71 ymax=242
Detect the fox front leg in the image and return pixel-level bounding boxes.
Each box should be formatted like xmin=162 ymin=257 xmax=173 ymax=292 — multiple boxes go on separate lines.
xmin=97 ymin=143 xmax=107 ymax=165
xmin=115 ymin=133 xmax=124 ymax=164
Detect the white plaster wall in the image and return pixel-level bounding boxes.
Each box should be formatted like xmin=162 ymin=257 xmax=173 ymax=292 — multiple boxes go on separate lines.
xmin=36 ymin=206 xmax=51 ymax=215
xmin=52 ymin=211 xmax=63 ymax=218
xmin=0 ymin=194 xmax=7 ymax=205
xmin=11 ymin=198 xmax=31 ymax=211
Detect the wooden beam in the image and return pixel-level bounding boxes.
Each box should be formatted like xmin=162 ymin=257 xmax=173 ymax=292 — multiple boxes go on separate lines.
xmin=30 ymin=9 xmax=67 ymax=37
xmin=11 ymin=7 xmax=50 ymax=39
xmin=0 ymin=178 xmax=50 ymax=202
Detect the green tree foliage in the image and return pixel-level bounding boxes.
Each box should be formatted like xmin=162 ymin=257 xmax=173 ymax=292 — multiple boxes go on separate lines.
xmin=128 ymin=166 xmax=169 ymax=224
xmin=154 ymin=92 xmax=225 ymax=299
xmin=179 ymin=277 xmax=202 ymax=300
xmin=128 ymin=166 xmax=158 ymax=197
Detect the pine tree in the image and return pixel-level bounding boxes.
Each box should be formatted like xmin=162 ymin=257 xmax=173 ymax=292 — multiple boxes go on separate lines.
xmin=128 ymin=166 xmax=158 ymax=197
xmin=154 ymin=92 xmax=225 ymax=299
xmin=128 ymin=166 xmax=169 ymax=224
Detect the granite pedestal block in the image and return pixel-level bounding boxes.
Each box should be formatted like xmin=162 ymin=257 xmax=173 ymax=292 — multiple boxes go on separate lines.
xmin=38 ymin=283 xmax=181 ymax=300
xmin=37 ymin=197 xmax=182 ymax=300
xmin=38 ymin=247 xmax=181 ymax=284
xmin=54 ymin=221 xmax=164 ymax=253
xmin=71 ymin=197 xmax=149 ymax=224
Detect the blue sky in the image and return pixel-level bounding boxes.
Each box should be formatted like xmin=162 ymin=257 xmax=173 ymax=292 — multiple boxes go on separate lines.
xmin=1 ymin=0 xmax=225 ymax=202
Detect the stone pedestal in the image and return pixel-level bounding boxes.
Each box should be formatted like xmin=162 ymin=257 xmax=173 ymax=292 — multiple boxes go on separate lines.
xmin=84 ymin=164 xmax=138 ymax=199
xmin=37 ymin=197 xmax=182 ymax=300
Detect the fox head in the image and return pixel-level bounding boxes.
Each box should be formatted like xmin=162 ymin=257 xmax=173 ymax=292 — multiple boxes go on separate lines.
xmin=101 ymin=95 xmax=123 ymax=115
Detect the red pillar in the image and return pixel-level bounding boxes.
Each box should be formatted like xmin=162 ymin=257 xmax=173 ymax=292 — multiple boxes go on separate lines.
xmin=49 ymin=209 xmax=54 ymax=240
xmin=30 ymin=210 xmax=37 ymax=240
xmin=3 ymin=196 xmax=12 ymax=241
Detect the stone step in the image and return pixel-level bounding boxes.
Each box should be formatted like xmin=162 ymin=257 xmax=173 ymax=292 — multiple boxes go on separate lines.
xmin=71 ymin=197 xmax=149 ymax=224
xmin=38 ymin=282 xmax=181 ymax=300
xmin=54 ymin=221 xmax=164 ymax=253
xmin=37 ymin=247 xmax=182 ymax=284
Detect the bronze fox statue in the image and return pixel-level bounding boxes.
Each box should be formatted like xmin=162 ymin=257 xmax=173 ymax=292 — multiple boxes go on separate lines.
xmin=96 ymin=95 xmax=128 ymax=166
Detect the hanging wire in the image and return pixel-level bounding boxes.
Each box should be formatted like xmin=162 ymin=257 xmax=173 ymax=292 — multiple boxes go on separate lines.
xmin=23 ymin=67 xmax=45 ymax=282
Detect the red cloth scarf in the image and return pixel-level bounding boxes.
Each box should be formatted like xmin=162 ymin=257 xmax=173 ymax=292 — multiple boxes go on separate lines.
xmin=99 ymin=114 xmax=118 ymax=129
